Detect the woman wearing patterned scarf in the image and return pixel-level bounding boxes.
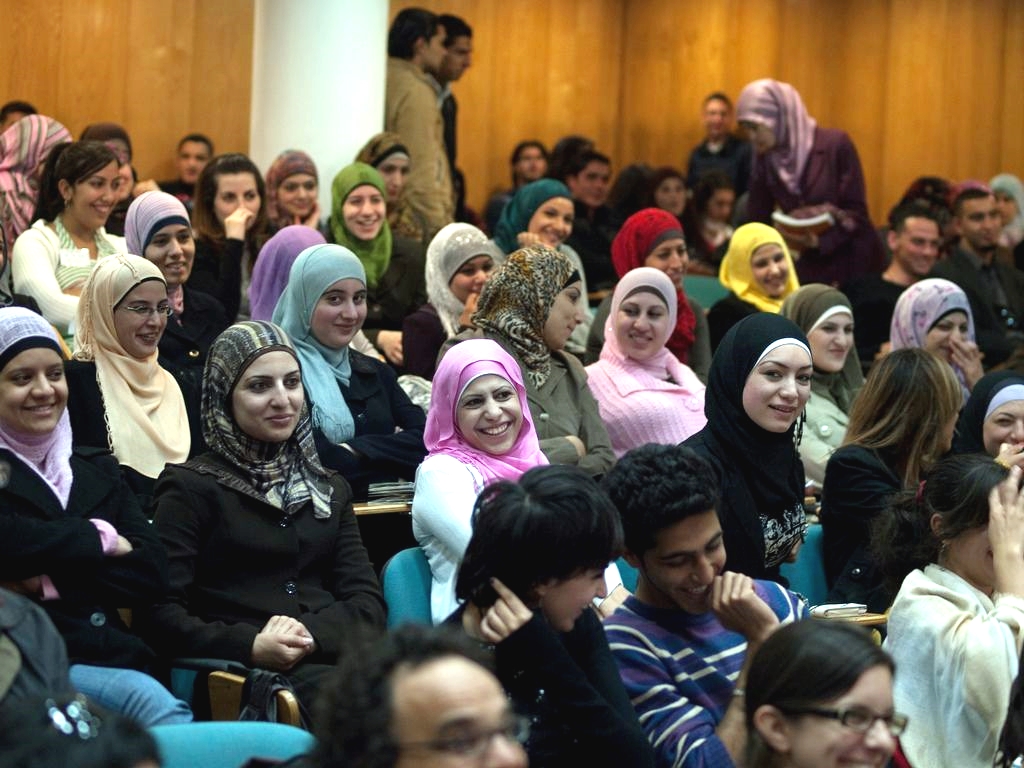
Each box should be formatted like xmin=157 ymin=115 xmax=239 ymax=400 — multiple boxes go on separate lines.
xmin=264 ymin=149 xmax=323 ymax=234
xmin=140 ymin=320 xmax=385 ymax=711
xmin=457 ymin=245 xmax=614 ymax=476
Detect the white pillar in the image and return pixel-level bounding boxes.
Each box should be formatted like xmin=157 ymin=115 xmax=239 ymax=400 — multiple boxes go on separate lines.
xmin=249 ymin=0 xmax=389 ymax=216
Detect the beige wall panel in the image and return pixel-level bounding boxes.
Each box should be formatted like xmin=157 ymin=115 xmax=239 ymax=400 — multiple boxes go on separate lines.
xmin=0 ymin=0 xmax=252 ymax=184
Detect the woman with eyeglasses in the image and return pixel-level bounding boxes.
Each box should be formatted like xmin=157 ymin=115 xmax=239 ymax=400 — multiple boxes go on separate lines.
xmin=64 ymin=254 xmax=191 ymax=507
xmin=744 ymin=620 xmax=903 ymax=768
xmin=874 ymin=453 xmax=1024 ymax=767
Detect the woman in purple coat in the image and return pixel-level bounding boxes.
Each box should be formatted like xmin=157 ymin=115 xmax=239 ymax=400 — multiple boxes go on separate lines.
xmin=737 ymin=79 xmax=883 ymax=286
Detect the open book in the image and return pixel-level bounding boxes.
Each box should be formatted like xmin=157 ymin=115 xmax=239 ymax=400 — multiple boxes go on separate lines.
xmin=772 ymin=209 xmax=835 ymax=235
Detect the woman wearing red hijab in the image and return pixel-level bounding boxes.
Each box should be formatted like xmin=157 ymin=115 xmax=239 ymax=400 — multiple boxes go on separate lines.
xmin=585 ymin=207 xmax=711 ymax=382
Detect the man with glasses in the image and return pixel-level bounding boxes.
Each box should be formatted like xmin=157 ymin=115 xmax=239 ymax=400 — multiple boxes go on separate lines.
xmin=314 ymin=624 xmax=528 ymax=768
xmin=601 ymin=445 xmax=806 ymax=768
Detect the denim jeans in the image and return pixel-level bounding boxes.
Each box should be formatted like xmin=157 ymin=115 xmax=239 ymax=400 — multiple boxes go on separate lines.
xmin=69 ymin=664 xmax=193 ymax=726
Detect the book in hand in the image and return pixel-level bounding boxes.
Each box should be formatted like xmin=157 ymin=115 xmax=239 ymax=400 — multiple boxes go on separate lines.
xmin=810 ymin=602 xmax=867 ymax=618
xmin=772 ymin=209 xmax=835 ymax=235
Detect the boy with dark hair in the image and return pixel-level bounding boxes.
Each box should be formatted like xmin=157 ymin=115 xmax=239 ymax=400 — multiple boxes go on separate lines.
xmin=603 ymin=444 xmax=805 ymax=767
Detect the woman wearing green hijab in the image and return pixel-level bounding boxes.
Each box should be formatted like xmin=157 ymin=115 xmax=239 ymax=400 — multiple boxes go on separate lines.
xmin=329 ymin=162 xmax=426 ymax=367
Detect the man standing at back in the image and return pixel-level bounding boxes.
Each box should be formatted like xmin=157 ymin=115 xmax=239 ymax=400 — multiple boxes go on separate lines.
xmin=686 ymin=92 xmax=752 ymax=199
xmin=433 ymin=14 xmax=472 ymax=221
xmin=385 ymin=8 xmax=454 ymax=238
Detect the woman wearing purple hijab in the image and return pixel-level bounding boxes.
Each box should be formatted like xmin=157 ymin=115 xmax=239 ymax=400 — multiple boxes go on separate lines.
xmin=248 ymin=224 xmax=327 ymax=321
xmin=737 ymin=78 xmax=883 ymax=286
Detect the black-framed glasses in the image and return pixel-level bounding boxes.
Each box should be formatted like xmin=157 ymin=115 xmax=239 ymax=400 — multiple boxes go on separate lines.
xmin=118 ymin=303 xmax=172 ymax=318
xmin=780 ymin=705 xmax=908 ymax=737
xmin=399 ymin=714 xmax=530 ymax=759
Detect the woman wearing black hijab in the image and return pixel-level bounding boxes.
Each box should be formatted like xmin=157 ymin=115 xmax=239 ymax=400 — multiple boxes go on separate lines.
xmin=682 ymin=313 xmax=812 ymax=580
xmin=953 ymin=370 xmax=1024 ymax=461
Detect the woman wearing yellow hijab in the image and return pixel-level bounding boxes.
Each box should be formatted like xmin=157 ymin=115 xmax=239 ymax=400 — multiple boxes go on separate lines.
xmin=707 ymin=222 xmax=799 ymax=349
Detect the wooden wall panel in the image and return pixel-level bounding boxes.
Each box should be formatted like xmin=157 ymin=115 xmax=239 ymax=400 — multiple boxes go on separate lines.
xmin=0 ymin=0 xmax=252 ymax=184
xmin=395 ymin=0 xmax=1023 ymax=227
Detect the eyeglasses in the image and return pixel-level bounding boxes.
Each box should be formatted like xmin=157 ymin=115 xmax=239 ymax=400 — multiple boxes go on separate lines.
xmin=399 ymin=714 xmax=530 ymax=759
xmin=781 ymin=705 xmax=908 ymax=737
xmin=118 ymin=303 xmax=172 ymax=318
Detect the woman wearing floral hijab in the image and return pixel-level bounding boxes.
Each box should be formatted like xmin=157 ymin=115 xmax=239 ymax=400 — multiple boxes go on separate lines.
xmin=737 ymin=78 xmax=883 ymax=286
xmin=890 ymin=277 xmax=982 ymax=400
xmin=458 ymin=245 xmax=614 ymax=476
xmin=142 ymin=320 xmax=385 ymax=710
xmin=264 ymin=149 xmax=323 ymax=234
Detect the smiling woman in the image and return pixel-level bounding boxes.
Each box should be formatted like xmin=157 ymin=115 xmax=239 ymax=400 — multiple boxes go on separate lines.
xmin=11 ymin=141 xmax=126 ymax=341
xmin=708 ymin=222 xmax=800 ymax=351
xmin=413 ymin=338 xmax=547 ymax=621
xmin=64 ymin=254 xmax=191 ymax=506
xmin=587 ymin=267 xmax=706 ymax=457
xmin=456 ymin=245 xmax=614 ymax=477
xmin=781 ymin=285 xmax=864 ymax=487
xmin=272 ymin=243 xmax=426 ymax=500
xmin=683 ymin=313 xmax=811 ymax=580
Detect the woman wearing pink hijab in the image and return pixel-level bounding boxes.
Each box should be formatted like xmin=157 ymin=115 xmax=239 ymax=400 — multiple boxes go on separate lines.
xmin=412 ymin=337 xmax=547 ymax=622
xmin=737 ymin=78 xmax=883 ymax=286
xmin=587 ymin=267 xmax=706 ymax=458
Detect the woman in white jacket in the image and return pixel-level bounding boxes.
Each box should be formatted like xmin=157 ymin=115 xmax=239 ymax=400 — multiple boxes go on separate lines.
xmin=877 ymin=453 xmax=1024 ymax=768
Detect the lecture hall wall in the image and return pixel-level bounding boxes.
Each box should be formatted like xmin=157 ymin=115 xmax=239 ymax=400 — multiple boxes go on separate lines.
xmin=2 ymin=0 xmax=1020 ymax=227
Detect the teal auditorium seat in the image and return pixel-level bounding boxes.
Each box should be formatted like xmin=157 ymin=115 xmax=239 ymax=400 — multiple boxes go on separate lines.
xmin=616 ymin=557 xmax=639 ymax=593
xmin=381 ymin=547 xmax=433 ymax=627
xmin=150 ymin=722 xmax=314 ymax=768
xmin=779 ymin=523 xmax=828 ymax=607
xmin=683 ymin=275 xmax=729 ymax=309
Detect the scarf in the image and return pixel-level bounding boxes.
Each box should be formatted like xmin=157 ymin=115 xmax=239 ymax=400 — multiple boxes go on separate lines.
xmin=200 ymin=320 xmax=332 ymax=517
xmin=0 ymin=115 xmax=70 ymax=249
xmin=719 ymin=222 xmax=800 ymax=312
xmin=271 ymin=243 xmax=364 ymax=443
xmin=329 ymin=163 xmax=392 ymax=290
xmin=492 ymin=178 xmax=572 ymax=254
xmin=426 ymin=338 xmax=547 ymax=482
xmin=991 ymin=173 xmax=1024 ymax=249
xmin=265 ymin=150 xmax=318 ymax=231
xmin=0 ymin=306 xmax=72 ymax=506
xmin=124 ymin=190 xmax=190 ymax=256
xmin=473 ymin=245 xmax=575 ymax=388
xmin=704 ymin=312 xmax=810 ymax=523
xmin=249 ymin=226 xmax=326 ymax=321
xmin=736 ymin=78 xmax=817 ymax=196
xmin=72 ymin=254 xmax=190 ymax=478
xmin=426 ymin=223 xmax=506 ymax=337
xmin=953 ymin=371 xmax=1024 ymax=455
xmin=610 ymin=207 xmax=697 ymax=362
xmin=890 ymin=278 xmax=974 ymax=399
xmin=354 ymin=132 xmax=422 ymax=241
xmin=781 ymin=284 xmax=864 ymax=413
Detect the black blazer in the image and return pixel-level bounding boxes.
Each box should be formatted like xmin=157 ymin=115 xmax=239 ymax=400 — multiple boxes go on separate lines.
xmin=314 ymin=350 xmax=427 ymax=499
xmin=0 ymin=447 xmax=168 ymax=669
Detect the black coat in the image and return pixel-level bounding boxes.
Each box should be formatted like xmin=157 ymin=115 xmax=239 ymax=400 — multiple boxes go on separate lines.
xmin=0 ymin=447 xmax=168 ymax=669
xmin=137 ymin=457 xmax=386 ymax=666
xmin=190 ymin=237 xmax=245 ymax=323
xmin=313 ymin=350 xmax=427 ymax=499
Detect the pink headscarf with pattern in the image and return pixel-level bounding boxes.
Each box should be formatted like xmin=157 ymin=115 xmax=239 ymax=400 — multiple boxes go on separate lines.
xmin=0 ymin=115 xmax=71 ymax=248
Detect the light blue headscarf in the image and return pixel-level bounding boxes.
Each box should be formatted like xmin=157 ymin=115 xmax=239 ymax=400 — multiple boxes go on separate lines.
xmin=272 ymin=244 xmax=365 ymax=443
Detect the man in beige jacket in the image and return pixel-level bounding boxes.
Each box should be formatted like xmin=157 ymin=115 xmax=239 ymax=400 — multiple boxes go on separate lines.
xmin=385 ymin=8 xmax=454 ymax=239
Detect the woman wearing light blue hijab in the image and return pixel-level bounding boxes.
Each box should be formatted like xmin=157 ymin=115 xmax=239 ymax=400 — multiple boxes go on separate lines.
xmin=272 ymin=243 xmax=426 ymax=499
